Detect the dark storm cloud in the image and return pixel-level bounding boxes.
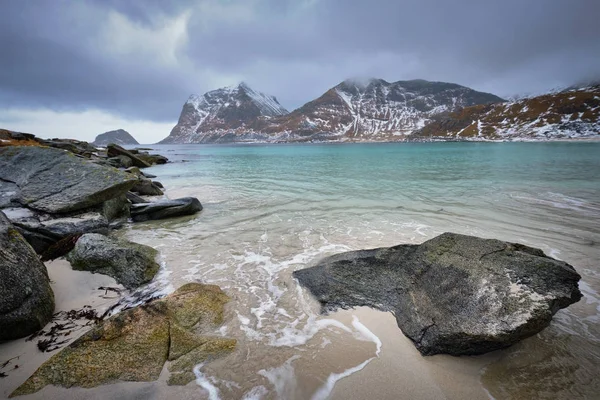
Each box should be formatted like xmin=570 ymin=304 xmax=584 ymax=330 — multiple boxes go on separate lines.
xmin=1 ymin=0 xmax=599 ymax=122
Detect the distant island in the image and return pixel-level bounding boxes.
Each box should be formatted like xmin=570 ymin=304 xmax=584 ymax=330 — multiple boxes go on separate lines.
xmin=159 ymin=79 xmax=600 ymax=144
xmin=94 ymin=129 xmax=139 ymax=146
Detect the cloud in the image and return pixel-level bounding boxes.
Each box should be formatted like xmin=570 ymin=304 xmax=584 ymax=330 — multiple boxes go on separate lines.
xmin=1 ymin=0 xmax=599 ymax=141
xmin=0 ymin=108 xmax=175 ymax=144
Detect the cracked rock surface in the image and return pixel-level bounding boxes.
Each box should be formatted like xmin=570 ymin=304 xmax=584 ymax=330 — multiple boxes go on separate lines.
xmin=293 ymin=232 xmax=582 ymax=355
xmin=0 ymin=146 xmax=136 ymax=214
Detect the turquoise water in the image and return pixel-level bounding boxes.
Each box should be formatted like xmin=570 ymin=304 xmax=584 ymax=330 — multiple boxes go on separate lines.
xmin=126 ymin=142 xmax=600 ymax=399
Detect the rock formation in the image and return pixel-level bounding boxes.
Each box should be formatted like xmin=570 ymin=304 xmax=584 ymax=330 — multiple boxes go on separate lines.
xmin=67 ymin=233 xmax=160 ymax=289
xmin=294 ymin=232 xmax=582 ymax=355
xmin=0 ymin=210 xmax=55 ymax=340
xmin=11 ymin=283 xmax=236 ymax=396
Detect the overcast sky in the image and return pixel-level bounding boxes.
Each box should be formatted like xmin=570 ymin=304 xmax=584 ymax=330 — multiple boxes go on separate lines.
xmin=1 ymin=0 xmax=599 ymax=143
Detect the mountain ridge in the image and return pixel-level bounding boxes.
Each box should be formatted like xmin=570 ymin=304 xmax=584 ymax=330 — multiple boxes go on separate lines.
xmin=160 ymin=79 xmax=504 ymax=143
xmin=411 ymin=84 xmax=600 ymax=141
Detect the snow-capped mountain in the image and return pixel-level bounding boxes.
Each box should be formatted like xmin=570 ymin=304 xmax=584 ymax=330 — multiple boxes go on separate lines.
xmin=160 ymin=79 xmax=504 ymax=143
xmin=160 ymin=82 xmax=288 ymax=144
xmin=411 ymin=84 xmax=600 ymax=141
xmin=263 ymin=79 xmax=504 ymax=142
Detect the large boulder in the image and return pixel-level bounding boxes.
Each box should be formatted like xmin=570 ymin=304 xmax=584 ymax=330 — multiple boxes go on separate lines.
xmin=0 ymin=211 xmax=55 ymax=341
xmin=130 ymin=197 xmax=202 ymax=222
xmin=12 ymin=283 xmax=236 ymax=396
xmin=294 ymin=232 xmax=582 ymax=356
xmin=0 ymin=146 xmax=137 ymax=214
xmin=67 ymin=233 xmax=160 ymax=289
xmin=107 ymin=144 xmax=151 ymax=168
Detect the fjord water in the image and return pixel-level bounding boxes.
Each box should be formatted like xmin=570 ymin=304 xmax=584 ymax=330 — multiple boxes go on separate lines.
xmin=125 ymin=142 xmax=600 ymax=399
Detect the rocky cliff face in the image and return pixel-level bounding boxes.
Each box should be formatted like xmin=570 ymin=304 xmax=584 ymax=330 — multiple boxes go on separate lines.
xmin=264 ymin=79 xmax=504 ymax=142
xmin=93 ymin=129 xmax=139 ymax=146
xmin=160 ymin=79 xmax=503 ymax=143
xmin=410 ymin=84 xmax=600 ymax=141
xmin=160 ymin=82 xmax=289 ymax=144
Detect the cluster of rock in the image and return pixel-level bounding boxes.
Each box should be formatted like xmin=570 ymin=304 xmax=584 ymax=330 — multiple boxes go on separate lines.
xmin=1 ymin=128 xmax=235 ymax=396
xmin=0 ymin=129 xmax=204 ymax=342
xmin=294 ymin=232 xmax=582 ymax=355
xmin=0 ymin=130 xmax=199 ymax=255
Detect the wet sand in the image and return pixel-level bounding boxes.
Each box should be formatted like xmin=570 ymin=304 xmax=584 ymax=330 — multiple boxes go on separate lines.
xmin=2 ymin=275 xmax=499 ymax=400
xmin=329 ymin=308 xmax=498 ymax=400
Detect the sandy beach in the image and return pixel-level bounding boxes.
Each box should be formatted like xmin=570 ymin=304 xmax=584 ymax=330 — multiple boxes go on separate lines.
xmin=2 ymin=263 xmax=500 ymax=400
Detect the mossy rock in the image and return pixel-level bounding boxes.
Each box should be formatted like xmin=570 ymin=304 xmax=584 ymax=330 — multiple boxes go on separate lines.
xmin=168 ymin=337 xmax=237 ymax=386
xmin=11 ymin=283 xmax=236 ymax=397
xmin=66 ymin=233 xmax=159 ymax=289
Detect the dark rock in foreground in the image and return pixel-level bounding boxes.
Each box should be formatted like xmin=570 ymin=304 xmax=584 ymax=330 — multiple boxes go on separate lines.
xmin=294 ymin=233 xmax=582 ymax=356
xmin=11 ymin=283 xmax=236 ymax=396
xmin=0 ymin=146 xmax=137 ymax=214
xmin=130 ymin=197 xmax=202 ymax=222
xmin=67 ymin=233 xmax=160 ymax=289
xmin=0 ymin=211 xmax=54 ymax=341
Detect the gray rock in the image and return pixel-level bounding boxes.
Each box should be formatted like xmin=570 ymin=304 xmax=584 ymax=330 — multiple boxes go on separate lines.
xmin=107 ymin=144 xmax=151 ymax=168
xmin=67 ymin=233 xmax=160 ymax=289
xmin=5 ymin=207 xmax=110 ymax=254
xmin=136 ymin=153 xmax=168 ymax=165
xmin=130 ymin=197 xmax=202 ymax=222
xmin=293 ymin=232 xmax=582 ymax=356
xmin=126 ymin=191 xmax=148 ymax=205
xmin=131 ymin=179 xmax=164 ymax=196
xmin=124 ymin=166 xmax=143 ymax=177
xmin=107 ymin=155 xmax=133 ymax=168
xmin=40 ymin=139 xmax=97 ymax=156
xmin=0 ymin=210 xmax=55 ymax=340
xmin=0 ymin=146 xmax=137 ymax=214
xmin=0 ymin=179 xmax=20 ymax=208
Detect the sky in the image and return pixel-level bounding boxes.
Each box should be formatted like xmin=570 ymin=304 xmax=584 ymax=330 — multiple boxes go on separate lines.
xmin=1 ymin=0 xmax=599 ymax=144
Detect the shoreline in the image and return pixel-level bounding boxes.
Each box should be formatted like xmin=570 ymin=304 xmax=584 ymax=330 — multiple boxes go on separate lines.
xmin=149 ymin=137 xmax=600 ymax=146
xmin=328 ymin=307 xmax=499 ymax=400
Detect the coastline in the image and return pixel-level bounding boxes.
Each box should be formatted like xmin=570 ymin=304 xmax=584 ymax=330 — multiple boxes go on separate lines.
xmin=2 ymin=141 xmax=598 ymax=399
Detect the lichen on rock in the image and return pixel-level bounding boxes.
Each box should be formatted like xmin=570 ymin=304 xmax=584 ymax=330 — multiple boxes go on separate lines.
xmin=294 ymin=232 xmax=582 ymax=356
xmin=11 ymin=283 xmax=236 ymax=397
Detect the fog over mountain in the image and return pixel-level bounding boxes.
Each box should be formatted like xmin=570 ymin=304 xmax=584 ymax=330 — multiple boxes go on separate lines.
xmin=0 ymin=0 xmax=599 ymax=142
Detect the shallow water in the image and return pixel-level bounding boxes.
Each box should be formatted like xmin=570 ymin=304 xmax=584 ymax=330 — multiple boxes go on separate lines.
xmin=121 ymin=142 xmax=600 ymax=399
